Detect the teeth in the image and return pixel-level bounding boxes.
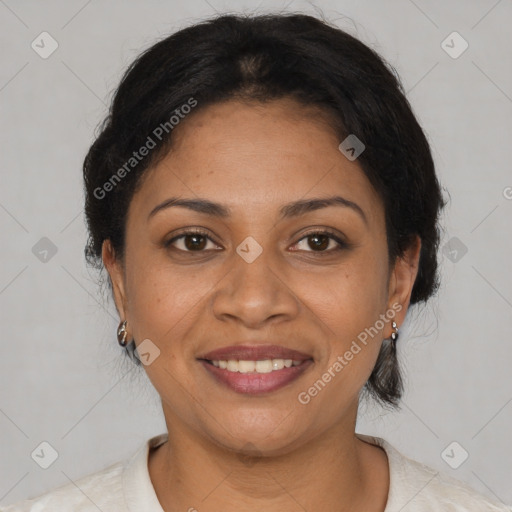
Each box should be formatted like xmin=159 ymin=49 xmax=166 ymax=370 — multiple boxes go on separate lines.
xmin=227 ymin=360 xmax=238 ymax=372
xmin=210 ymin=358 xmax=303 ymax=373
xmin=239 ymin=360 xmax=255 ymax=373
xmin=272 ymin=359 xmax=284 ymax=370
xmin=255 ymin=360 xmax=273 ymax=373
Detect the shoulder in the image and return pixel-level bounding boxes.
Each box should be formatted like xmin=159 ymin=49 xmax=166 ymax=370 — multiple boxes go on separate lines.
xmin=391 ymin=454 xmax=511 ymax=511
xmin=357 ymin=434 xmax=512 ymax=512
xmin=1 ymin=433 xmax=168 ymax=512
xmin=1 ymin=461 xmax=125 ymax=511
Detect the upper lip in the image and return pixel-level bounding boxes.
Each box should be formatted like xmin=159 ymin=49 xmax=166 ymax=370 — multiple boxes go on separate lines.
xmin=198 ymin=344 xmax=313 ymax=362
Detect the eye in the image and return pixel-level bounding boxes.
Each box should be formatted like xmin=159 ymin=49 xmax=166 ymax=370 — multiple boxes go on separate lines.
xmin=165 ymin=228 xmax=348 ymax=254
xmin=291 ymin=230 xmax=347 ymax=253
xmin=165 ymin=228 xmax=219 ymax=252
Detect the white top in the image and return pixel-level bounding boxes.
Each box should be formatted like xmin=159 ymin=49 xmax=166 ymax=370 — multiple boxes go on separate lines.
xmin=2 ymin=433 xmax=510 ymax=511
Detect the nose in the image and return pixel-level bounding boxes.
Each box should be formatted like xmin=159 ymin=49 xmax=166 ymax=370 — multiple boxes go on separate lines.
xmin=211 ymin=246 xmax=300 ymax=329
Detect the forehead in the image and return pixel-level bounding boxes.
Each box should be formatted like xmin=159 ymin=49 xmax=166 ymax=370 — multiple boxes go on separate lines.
xmin=130 ymin=98 xmax=384 ymax=226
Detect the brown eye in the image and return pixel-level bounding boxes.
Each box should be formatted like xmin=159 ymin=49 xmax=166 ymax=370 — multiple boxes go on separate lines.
xmin=183 ymin=234 xmax=208 ymax=251
xmin=307 ymin=233 xmax=330 ymax=251
xmin=165 ymin=229 xmax=218 ymax=252
xmin=292 ymin=230 xmax=346 ymax=253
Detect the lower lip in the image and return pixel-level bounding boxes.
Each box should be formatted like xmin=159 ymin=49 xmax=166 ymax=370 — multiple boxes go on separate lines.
xmin=199 ymin=359 xmax=313 ymax=394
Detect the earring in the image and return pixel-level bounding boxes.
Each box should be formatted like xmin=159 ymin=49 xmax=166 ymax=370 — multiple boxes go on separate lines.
xmin=117 ymin=320 xmax=129 ymax=347
xmin=390 ymin=321 xmax=399 ymax=346
xmin=116 ymin=321 xmax=140 ymax=366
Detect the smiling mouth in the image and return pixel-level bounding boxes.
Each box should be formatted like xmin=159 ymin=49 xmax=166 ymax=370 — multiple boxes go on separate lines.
xmin=199 ymin=358 xmax=314 ymax=394
xmin=204 ymin=358 xmax=308 ymax=373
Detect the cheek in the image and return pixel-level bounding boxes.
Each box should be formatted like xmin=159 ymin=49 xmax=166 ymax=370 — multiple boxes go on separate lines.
xmin=299 ymin=248 xmax=389 ymax=380
xmin=124 ymin=255 xmax=219 ymax=347
xmin=308 ymin=250 xmax=388 ymax=331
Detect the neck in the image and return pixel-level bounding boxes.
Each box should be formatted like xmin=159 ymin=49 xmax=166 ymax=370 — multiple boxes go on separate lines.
xmin=148 ymin=406 xmax=389 ymax=512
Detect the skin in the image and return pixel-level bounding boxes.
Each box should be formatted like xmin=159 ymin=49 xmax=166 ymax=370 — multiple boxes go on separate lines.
xmin=103 ymin=97 xmax=421 ymax=512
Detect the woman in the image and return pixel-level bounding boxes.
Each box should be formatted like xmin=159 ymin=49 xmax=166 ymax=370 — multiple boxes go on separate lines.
xmin=4 ymin=12 xmax=510 ymax=512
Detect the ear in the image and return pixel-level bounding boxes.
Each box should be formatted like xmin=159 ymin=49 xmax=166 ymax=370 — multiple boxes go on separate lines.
xmin=386 ymin=235 xmax=421 ymax=331
xmin=102 ymin=239 xmax=128 ymax=320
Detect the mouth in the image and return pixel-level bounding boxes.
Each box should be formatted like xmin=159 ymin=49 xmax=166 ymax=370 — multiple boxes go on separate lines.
xmin=197 ymin=344 xmax=314 ymax=394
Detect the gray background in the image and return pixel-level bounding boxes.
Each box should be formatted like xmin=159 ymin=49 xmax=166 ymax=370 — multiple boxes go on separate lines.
xmin=1 ymin=0 xmax=511 ymax=507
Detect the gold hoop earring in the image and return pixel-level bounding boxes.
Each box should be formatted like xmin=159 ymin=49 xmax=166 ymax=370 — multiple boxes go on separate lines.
xmin=117 ymin=320 xmax=129 ymax=347
xmin=390 ymin=321 xmax=399 ymax=347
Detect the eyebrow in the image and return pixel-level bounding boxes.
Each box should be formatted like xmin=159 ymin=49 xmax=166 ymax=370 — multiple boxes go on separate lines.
xmin=148 ymin=195 xmax=368 ymax=225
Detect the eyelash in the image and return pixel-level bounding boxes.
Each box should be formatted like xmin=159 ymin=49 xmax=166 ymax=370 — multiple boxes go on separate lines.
xmin=165 ymin=228 xmax=348 ymax=255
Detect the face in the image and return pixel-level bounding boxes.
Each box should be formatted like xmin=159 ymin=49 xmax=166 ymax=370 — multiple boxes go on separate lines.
xmin=104 ymin=97 xmax=420 ymax=455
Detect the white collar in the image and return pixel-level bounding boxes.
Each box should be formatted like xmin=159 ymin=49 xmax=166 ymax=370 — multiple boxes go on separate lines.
xmin=122 ymin=433 xmax=168 ymax=511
